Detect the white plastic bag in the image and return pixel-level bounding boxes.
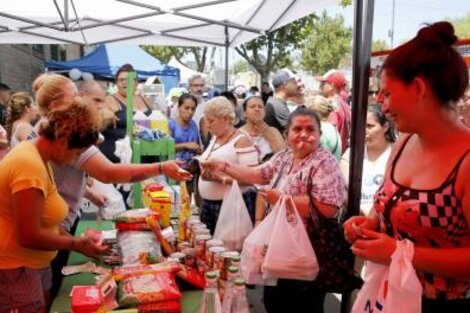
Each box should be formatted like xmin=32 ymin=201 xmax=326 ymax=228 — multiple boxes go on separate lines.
xmin=262 ymin=196 xmax=319 ymax=281
xmin=214 ymin=180 xmax=254 ymax=251
xmin=91 ymin=181 xmax=126 ymax=220
xmin=239 ymin=198 xmax=282 ymax=286
xmin=352 ymin=239 xmax=422 ymax=313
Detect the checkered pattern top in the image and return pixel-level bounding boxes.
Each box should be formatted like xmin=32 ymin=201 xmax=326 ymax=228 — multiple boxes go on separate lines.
xmin=374 ymin=135 xmax=470 ymax=300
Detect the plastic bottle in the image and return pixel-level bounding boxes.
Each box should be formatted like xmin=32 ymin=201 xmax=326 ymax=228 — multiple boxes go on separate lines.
xmin=228 ymin=278 xmax=250 ymax=313
xmin=221 ymin=266 xmax=239 ymax=313
xmin=148 ymin=110 xmax=169 ymax=134
xmin=133 ymin=110 xmax=150 ymax=128
xmin=199 ymin=271 xmax=222 ymax=313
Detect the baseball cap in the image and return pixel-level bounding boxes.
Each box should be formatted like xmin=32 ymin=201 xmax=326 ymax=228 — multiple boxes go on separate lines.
xmin=272 ymin=69 xmax=295 ymax=88
xmin=316 ymin=70 xmax=347 ymax=89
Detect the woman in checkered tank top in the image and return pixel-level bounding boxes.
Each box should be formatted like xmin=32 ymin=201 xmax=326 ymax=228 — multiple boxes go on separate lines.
xmin=344 ymin=21 xmax=470 ymax=312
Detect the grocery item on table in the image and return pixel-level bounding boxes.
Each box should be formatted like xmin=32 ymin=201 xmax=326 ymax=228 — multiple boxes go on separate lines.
xmin=175 ymin=263 xmax=206 ymax=289
xmin=162 ymin=226 xmax=176 ymax=246
xmin=218 ymin=251 xmax=239 ymax=281
xmin=181 ymin=248 xmax=197 ymax=268
xmin=117 ymin=272 xmax=182 ymax=307
xmin=138 ymin=300 xmax=182 ymax=313
xmin=149 ymin=190 xmax=172 ymax=228
xmin=169 ymin=252 xmax=186 ymax=264
xmin=71 ymin=286 xmax=104 ymax=313
xmin=178 ymin=181 xmax=192 ymax=241
xmin=101 ymin=230 xmax=118 ymax=244
xmin=185 ymin=217 xmax=201 ymax=242
xmin=112 ymin=261 xmax=180 ymax=282
xmin=146 ymin=216 xmax=174 ymax=256
xmin=206 ymin=246 xmax=227 ymax=271
xmin=117 ymin=231 xmax=162 ymax=265
xmin=226 ymin=278 xmax=250 ymax=313
xmin=115 ymin=222 xmax=152 ymax=231
xmin=221 ymin=266 xmax=240 ymax=309
xmin=177 ymin=241 xmax=192 ymax=252
xmin=142 ymin=182 xmax=165 ymax=207
xmin=199 ymin=271 xmax=222 ymax=313
xmin=114 ymin=208 xmax=160 ymax=224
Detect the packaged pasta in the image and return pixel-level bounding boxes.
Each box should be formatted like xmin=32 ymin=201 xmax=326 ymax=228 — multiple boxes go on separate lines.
xmin=117 ymin=272 xmax=182 ymax=307
xmin=138 ymin=300 xmax=181 ymax=313
xmin=114 ymin=208 xmax=160 ymax=224
xmin=112 ymin=261 xmax=181 ymax=282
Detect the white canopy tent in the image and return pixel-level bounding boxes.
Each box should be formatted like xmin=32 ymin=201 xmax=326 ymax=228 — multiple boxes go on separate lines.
xmin=0 ymin=0 xmax=377 ymax=253
xmin=0 ymin=0 xmax=336 ymax=47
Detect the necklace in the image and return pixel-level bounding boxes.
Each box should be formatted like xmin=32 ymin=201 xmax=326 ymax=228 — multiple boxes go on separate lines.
xmin=205 ymin=129 xmax=237 ymax=160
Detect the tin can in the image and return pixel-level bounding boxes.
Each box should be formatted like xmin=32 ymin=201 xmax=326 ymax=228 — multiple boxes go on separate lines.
xmin=195 ymin=234 xmax=212 ymax=260
xmin=219 ymin=251 xmax=239 ymax=280
xmin=231 ymin=255 xmax=241 ymax=267
xmin=206 ymin=246 xmax=226 ymax=270
xmin=169 ymin=252 xmax=186 ymax=264
xmin=177 ymin=241 xmax=192 ymax=252
xmin=181 ymin=248 xmax=197 ymax=268
xmin=191 ymin=224 xmax=208 ymax=245
xmin=206 ymin=238 xmax=224 ymax=250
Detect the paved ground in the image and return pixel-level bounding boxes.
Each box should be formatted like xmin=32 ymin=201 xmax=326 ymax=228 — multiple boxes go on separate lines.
xmin=246 ymin=286 xmax=342 ymax=313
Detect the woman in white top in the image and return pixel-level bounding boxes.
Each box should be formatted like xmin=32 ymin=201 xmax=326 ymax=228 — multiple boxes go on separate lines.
xmin=341 ymin=104 xmax=396 ymax=215
xmin=239 ymin=96 xmax=285 ymax=162
xmin=198 ymin=96 xmax=259 ymax=234
xmin=5 ymin=92 xmax=38 ymax=148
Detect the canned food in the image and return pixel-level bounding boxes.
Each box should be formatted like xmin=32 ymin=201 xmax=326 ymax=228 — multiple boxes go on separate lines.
xmin=177 ymin=241 xmax=192 ymax=252
xmin=169 ymin=252 xmax=186 ymax=263
xmin=219 ymin=251 xmax=239 ymax=280
xmin=182 ymin=248 xmax=197 ymax=268
xmin=206 ymin=246 xmax=226 ymax=270
xmin=231 ymin=255 xmax=241 ymax=267
xmin=195 ymin=234 xmax=212 ymax=260
xmin=206 ymin=238 xmax=224 ymax=250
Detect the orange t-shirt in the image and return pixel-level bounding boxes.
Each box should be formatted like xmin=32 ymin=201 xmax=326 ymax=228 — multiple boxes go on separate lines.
xmin=0 ymin=141 xmax=68 ymax=269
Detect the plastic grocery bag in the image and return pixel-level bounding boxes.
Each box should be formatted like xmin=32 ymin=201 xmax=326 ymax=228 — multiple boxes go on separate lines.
xmin=352 ymin=239 xmax=422 ymax=313
xmin=239 ymin=198 xmax=282 ymax=286
xmin=89 ymin=180 xmax=126 ymax=220
xmin=262 ymin=196 xmax=319 ymax=281
xmin=214 ymin=180 xmax=254 ymax=251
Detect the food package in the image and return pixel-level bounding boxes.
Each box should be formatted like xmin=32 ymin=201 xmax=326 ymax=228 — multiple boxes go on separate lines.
xmin=70 ymin=286 xmax=105 ymax=313
xmin=114 ymin=208 xmax=160 ymax=224
xmin=117 ymin=231 xmax=162 ymax=265
xmin=149 ymin=191 xmax=172 ymax=228
xmin=174 ymin=263 xmax=206 ymax=289
xmin=112 ymin=261 xmax=181 ymax=282
xmin=138 ymin=300 xmax=182 ymax=313
xmin=117 ymin=272 xmax=182 ymax=307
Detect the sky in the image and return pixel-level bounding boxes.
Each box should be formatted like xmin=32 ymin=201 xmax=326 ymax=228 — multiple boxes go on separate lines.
xmin=327 ymin=0 xmax=470 ymax=48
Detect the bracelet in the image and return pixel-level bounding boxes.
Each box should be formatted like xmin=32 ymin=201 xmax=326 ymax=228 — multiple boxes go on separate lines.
xmin=159 ymin=162 xmax=164 ymax=175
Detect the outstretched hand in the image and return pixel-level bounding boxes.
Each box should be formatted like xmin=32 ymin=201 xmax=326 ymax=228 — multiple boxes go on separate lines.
xmin=161 ymin=160 xmax=193 ymax=181
xmin=350 ymin=228 xmax=397 ymax=265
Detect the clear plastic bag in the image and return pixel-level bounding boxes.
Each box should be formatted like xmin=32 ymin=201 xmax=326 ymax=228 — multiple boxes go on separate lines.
xmin=262 ymin=196 xmax=319 ymax=281
xmin=239 ymin=198 xmax=282 ymax=286
xmin=89 ymin=180 xmax=126 ymax=220
xmin=214 ymin=180 xmax=253 ymax=251
xmin=352 ymin=239 xmax=422 ymax=313
xmin=117 ymin=231 xmax=162 ymax=265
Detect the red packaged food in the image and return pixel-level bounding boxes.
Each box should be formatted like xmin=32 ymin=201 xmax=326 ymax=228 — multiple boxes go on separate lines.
xmin=118 ymin=272 xmax=182 ymax=307
xmin=112 ymin=261 xmax=180 ymax=281
xmin=71 ymin=286 xmax=104 ymax=313
xmin=175 ymin=263 xmax=206 ymax=289
xmin=115 ymin=222 xmax=152 ymax=231
xmin=138 ymin=300 xmax=182 ymax=313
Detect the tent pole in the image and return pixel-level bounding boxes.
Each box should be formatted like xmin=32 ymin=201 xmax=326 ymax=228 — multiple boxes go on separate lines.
xmin=63 ymin=0 xmax=69 ymax=31
xmin=225 ymin=25 xmax=229 ymax=90
xmin=347 ymin=2 xmax=375 ymax=217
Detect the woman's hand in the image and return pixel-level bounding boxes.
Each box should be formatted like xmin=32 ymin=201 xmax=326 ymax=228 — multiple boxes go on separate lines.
xmin=259 ymin=188 xmax=281 ymax=206
xmin=351 ymin=229 xmax=397 ymax=265
xmin=343 ymin=215 xmax=378 ymax=244
xmin=185 ymin=142 xmax=201 ymax=151
xmin=74 ymin=237 xmax=109 ymax=259
xmin=161 ymin=160 xmax=193 ymax=181
xmin=253 ymin=120 xmax=270 ymax=135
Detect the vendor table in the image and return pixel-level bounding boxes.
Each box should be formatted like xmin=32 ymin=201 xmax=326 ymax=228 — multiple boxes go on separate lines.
xmin=50 ymin=220 xmax=202 ymax=313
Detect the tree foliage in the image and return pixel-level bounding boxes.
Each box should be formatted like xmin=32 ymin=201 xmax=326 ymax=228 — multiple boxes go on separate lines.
xmin=371 ymin=39 xmax=389 ymax=52
xmin=230 ymin=60 xmax=249 ymax=74
xmin=142 ymin=46 xmax=211 ymax=73
xmin=449 ymin=13 xmax=470 ymax=38
xmin=300 ymin=11 xmax=352 ymax=75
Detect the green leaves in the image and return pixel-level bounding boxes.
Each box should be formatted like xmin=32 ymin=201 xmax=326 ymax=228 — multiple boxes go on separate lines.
xmin=300 ymin=11 xmax=352 ymax=75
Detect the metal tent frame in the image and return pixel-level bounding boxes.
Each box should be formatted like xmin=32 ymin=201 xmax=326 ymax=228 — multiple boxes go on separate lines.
xmin=0 ymin=0 xmax=376 ymax=255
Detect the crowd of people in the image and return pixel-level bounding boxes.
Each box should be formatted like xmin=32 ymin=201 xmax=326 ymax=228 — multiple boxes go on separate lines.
xmin=0 ymin=21 xmax=469 ymax=313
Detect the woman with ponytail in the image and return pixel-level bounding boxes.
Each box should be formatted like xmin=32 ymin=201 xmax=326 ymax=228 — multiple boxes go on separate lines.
xmin=5 ymin=92 xmax=38 ymax=147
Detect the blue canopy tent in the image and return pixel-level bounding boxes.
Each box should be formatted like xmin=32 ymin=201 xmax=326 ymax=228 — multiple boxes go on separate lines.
xmin=45 ymin=44 xmax=180 ymax=94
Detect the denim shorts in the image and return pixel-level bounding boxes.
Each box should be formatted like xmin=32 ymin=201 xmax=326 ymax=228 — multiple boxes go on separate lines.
xmin=0 ymin=266 xmax=52 ymax=313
